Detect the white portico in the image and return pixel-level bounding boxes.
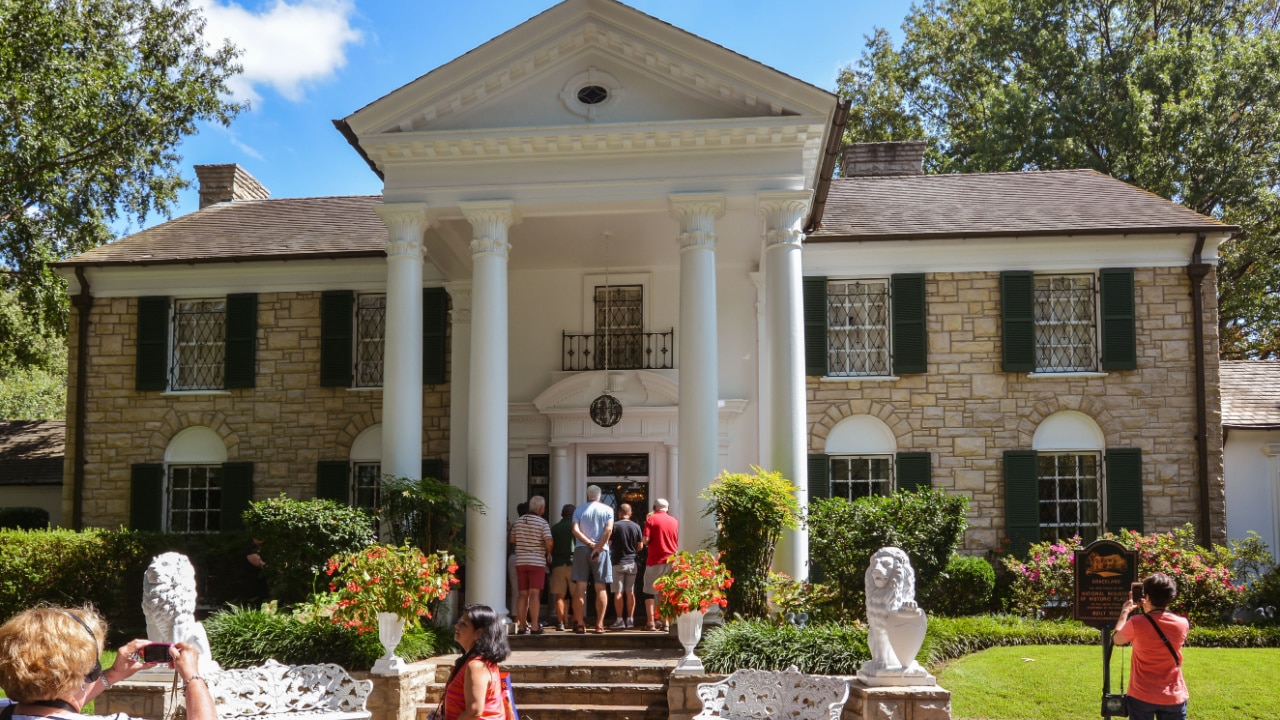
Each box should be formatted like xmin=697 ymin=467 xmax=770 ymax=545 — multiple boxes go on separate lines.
xmin=337 ymin=0 xmax=840 ymax=614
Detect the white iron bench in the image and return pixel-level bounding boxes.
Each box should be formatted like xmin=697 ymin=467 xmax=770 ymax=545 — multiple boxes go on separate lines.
xmin=696 ymin=665 xmax=850 ymax=720
xmin=206 ymin=659 xmax=373 ymax=720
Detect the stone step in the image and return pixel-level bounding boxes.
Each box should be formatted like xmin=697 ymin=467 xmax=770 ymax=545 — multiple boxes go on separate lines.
xmin=432 ymin=662 xmax=677 ymax=685
xmin=425 ymin=682 xmax=667 ymax=707
xmin=507 ymin=630 xmax=680 ymax=652
xmin=417 ymin=703 xmax=668 ymax=720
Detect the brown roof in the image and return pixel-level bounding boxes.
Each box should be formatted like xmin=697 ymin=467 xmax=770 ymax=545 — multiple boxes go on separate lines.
xmin=58 ymin=196 xmax=387 ymax=267
xmin=810 ymin=169 xmax=1234 ymax=241
xmin=0 ymin=420 xmax=65 ymax=486
xmin=1220 ymin=361 xmax=1280 ymax=428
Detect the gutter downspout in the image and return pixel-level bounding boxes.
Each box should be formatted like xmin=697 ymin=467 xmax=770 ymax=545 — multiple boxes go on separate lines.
xmin=804 ymin=98 xmax=853 ymax=235
xmin=1187 ymin=233 xmax=1213 ymax=546
xmin=71 ymin=267 xmax=93 ymax=530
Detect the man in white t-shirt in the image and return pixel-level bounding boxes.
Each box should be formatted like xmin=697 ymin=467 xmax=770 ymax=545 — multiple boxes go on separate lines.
xmin=508 ymin=495 xmax=553 ymax=634
xmin=571 ymin=485 xmax=614 ymax=633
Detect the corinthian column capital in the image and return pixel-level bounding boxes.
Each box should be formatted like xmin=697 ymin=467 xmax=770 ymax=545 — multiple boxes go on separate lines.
xmin=375 ymin=202 xmax=430 ymax=258
xmin=757 ymin=191 xmax=812 ymax=248
xmin=669 ymin=194 xmax=725 ymax=250
xmin=461 ymin=201 xmax=519 ymax=258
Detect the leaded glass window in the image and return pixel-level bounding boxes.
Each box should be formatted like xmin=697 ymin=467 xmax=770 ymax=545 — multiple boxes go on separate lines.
xmin=1034 ymin=275 xmax=1096 ymax=372
xmin=1038 ymin=453 xmax=1101 ymax=542
xmin=827 ymin=280 xmax=890 ymax=376
xmin=355 ymin=294 xmax=386 ymax=387
xmin=594 ymin=285 xmax=643 ymax=369
xmin=172 ymin=299 xmax=226 ymax=390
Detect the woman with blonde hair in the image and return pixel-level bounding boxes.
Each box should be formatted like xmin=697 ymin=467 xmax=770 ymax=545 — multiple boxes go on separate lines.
xmin=0 ymin=606 xmax=214 ymax=720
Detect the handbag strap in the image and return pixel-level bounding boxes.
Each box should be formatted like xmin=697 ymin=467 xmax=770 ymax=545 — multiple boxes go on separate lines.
xmin=1144 ymin=613 xmax=1181 ymax=666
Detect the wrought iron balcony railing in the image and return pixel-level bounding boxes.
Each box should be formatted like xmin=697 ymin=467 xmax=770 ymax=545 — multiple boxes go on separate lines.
xmin=562 ymin=330 xmax=674 ymax=371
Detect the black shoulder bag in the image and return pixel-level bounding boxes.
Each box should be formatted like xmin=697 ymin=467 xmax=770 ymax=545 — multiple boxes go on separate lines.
xmin=1144 ymin=612 xmax=1182 ymax=666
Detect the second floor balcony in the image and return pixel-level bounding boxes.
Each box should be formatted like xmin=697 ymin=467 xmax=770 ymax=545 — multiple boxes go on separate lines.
xmin=562 ymin=330 xmax=674 ymax=371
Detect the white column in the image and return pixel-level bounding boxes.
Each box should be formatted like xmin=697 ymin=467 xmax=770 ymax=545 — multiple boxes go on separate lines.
xmin=374 ymin=203 xmax=429 ymax=480
xmin=670 ymin=194 xmax=725 ymax=552
xmin=462 ymin=201 xmax=517 ymax=616
xmin=445 ymin=282 xmax=472 ymax=493
xmin=759 ymin=191 xmax=813 ymax=579
xmin=550 ymin=445 xmax=572 ymax=520
xmin=665 ymin=443 xmax=679 ymax=513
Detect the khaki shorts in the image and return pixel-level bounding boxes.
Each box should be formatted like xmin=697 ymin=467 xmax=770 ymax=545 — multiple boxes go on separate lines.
xmin=549 ymin=566 xmax=574 ymax=597
xmin=644 ymin=562 xmax=672 ymax=594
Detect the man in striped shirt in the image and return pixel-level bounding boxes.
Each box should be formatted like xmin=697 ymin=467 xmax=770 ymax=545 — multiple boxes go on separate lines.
xmin=509 ymin=495 xmax=553 ymax=634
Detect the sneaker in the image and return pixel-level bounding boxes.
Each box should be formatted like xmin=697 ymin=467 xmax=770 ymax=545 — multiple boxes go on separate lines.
xmin=625 ymin=618 xmax=634 ymax=629
xmin=609 ymin=618 xmax=627 ymax=629
xmin=556 ymin=622 xmax=566 ymax=632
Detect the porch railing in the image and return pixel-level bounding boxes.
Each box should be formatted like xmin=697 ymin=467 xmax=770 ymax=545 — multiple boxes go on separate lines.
xmin=561 ymin=330 xmax=674 ymax=371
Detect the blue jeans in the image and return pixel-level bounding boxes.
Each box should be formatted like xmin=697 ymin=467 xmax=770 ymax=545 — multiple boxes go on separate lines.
xmin=1128 ymin=696 xmax=1187 ymax=720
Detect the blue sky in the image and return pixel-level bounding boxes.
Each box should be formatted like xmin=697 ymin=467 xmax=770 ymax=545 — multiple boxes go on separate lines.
xmin=147 ymin=0 xmax=916 ymax=232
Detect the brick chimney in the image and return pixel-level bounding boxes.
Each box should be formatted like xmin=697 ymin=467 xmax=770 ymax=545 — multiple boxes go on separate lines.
xmin=840 ymin=141 xmax=927 ymax=177
xmin=193 ymin=164 xmax=270 ymax=208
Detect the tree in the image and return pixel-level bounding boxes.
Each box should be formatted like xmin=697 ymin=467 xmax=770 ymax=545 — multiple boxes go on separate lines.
xmin=839 ymin=0 xmax=1280 ymax=358
xmin=0 ymin=285 xmax=65 ymax=418
xmin=0 ymin=0 xmax=244 ymax=329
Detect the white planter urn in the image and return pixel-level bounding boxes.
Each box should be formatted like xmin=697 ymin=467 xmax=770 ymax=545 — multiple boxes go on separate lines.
xmin=673 ymin=610 xmax=706 ymax=674
xmin=371 ymin=611 xmax=407 ymax=676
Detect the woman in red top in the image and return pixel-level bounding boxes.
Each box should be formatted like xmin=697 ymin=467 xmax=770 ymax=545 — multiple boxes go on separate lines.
xmin=1113 ymin=573 xmax=1190 ymax=720
xmin=443 ymin=605 xmax=511 ymax=720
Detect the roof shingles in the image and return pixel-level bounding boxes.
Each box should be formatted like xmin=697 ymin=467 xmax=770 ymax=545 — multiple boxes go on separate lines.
xmin=1220 ymin=361 xmax=1280 ymax=428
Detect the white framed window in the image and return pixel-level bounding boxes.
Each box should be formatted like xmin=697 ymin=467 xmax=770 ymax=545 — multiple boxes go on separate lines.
xmin=1034 ymin=274 xmax=1097 ymax=372
xmin=354 ymin=293 xmax=386 ymax=387
xmin=353 ymin=462 xmax=382 ymax=511
xmin=1037 ymin=452 xmax=1102 ymax=542
xmin=595 ymin=284 xmax=644 ymax=369
xmin=830 ymin=455 xmax=893 ymax=499
xmin=168 ymin=465 xmax=223 ymax=533
xmin=171 ymin=298 xmax=226 ymax=390
xmin=826 ymin=279 xmax=890 ymax=376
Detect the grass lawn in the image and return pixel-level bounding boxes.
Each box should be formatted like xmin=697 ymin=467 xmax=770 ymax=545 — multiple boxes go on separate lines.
xmin=937 ymin=645 xmax=1280 ymax=720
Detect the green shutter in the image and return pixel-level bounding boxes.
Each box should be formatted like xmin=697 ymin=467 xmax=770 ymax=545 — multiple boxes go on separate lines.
xmin=896 ymin=452 xmax=932 ymax=492
xmin=320 ymin=291 xmax=354 ymax=387
xmin=422 ymin=458 xmax=445 ymax=483
xmin=1004 ymin=450 xmax=1039 ymax=556
xmin=316 ymin=461 xmax=351 ymax=503
xmin=423 ymin=288 xmax=449 ymax=386
xmin=807 ymin=454 xmax=830 ymax=503
xmin=803 ymin=277 xmax=829 ymax=377
xmin=1099 ymin=268 xmax=1137 ymax=371
xmin=130 ymin=463 xmax=165 ymax=531
xmin=220 ymin=462 xmax=254 ymax=531
xmin=1001 ymin=271 xmax=1035 ymax=373
xmin=136 ymin=297 xmax=170 ymax=391
xmin=1105 ymin=448 xmax=1144 ymax=534
xmin=224 ymin=294 xmax=257 ymax=389
xmin=891 ymin=274 xmax=927 ymax=374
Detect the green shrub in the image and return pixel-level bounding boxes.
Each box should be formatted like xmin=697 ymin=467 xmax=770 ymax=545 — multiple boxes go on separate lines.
xmin=0 ymin=528 xmax=149 ymax=626
xmin=807 ymin=488 xmax=968 ymax=617
xmin=1246 ymin=565 xmax=1280 ymax=623
xmin=701 ymin=468 xmax=800 ymax=619
xmin=924 ymin=555 xmax=995 ymax=617
xmin=701 ymin=619 xmax=869 ymax=675
xmin=380 ymin=475 xmax=483 ymax=558
xmin=0 ymin=507 xmax=50 ymax=530
xmin=1186 ymin=624 xmax=1280 ymax=647
xmin=243 ymin=496 xmax=376 ymax=606
xmin=204 ymin=605 xmax=453 ymax=670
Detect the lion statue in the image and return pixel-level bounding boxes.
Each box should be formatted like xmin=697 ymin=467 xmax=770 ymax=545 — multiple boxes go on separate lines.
xmin=142 ymin=552 xmax=219 ymax=672
xmin=857 ymin=547 xmax=934 ymax=686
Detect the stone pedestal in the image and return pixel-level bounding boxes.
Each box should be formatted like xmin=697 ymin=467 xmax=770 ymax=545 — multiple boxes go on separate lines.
xmin=353 ymin=660 xmax=439 ymax=720
xmin=666 ymin=671 xmax=722 ymax=720
xmin=842 ymin=679 xmax=951 ymax=720
xmin=94 ymin=672 xmax=183 ymax=720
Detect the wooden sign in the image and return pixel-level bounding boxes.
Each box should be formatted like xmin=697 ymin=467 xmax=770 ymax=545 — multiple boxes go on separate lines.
xmin=1073 ymin=539 xmax=1137 ymax=627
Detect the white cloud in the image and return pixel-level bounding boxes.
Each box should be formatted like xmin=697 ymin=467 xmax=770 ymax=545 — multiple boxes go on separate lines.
xmin=196 ymin=0 xmax=363 ymax=104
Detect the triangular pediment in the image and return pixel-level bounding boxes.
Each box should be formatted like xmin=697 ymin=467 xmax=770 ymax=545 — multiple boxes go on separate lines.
xmin=343 ymin=0 xmax=834 ymax=138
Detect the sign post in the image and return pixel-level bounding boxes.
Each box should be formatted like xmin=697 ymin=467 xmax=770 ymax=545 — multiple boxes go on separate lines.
xmin=1073 ymin=539 xmax=1137 ymax=716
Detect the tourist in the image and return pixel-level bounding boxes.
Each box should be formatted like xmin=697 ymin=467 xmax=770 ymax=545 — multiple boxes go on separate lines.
xmin=571 ymin=484 xmax=614 ymax=634
xmin=1113 ymin=573 xmax=1189 ymax=720
xmin=548 ymin=503 xmax=577 ymax=631
xmin=0 ymin=606 xmax=215 ymax=720
xmin=509 ymin=495 xmax=553 ymax=634
xmin=505 ymin=502 xmax=526 ymax=623
xmin=641 ymin=498 xmax=679 ymax=631
xmin=609 ymin=503 xmax=643 ymax=629
xmin=444 ymin=605 xmax=511 ymax=720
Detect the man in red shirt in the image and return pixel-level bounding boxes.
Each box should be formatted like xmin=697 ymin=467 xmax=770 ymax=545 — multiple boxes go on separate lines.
xmin=640 ymin=498 xmax=679 ymax=631
xmin=1113 ymin=573 xmax=1189 ymax=720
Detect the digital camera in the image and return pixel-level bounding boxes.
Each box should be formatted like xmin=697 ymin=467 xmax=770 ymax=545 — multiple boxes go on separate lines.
xmin=140 ymin=642 xmax=173 ymax=664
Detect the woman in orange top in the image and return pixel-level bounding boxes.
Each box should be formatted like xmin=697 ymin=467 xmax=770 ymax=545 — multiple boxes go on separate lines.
xmin=1113 ymin=573 xmax=1190 ymax=720
xmin=443 ymin=605 xmax=511 ymax=720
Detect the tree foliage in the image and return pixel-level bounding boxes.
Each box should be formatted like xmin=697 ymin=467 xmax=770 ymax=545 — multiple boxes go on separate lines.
xmin=0 ymin=0 xmax=244 ymax=327
xmin=0 ymin=287 xmax=65 ymax=418
xmin=701 ymin=467 xmax=800 ymax=619
xmin=839 ymin=0 xmax=1280 ymax=358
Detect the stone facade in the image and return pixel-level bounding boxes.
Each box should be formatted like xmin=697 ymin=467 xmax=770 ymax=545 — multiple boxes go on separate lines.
xmin=63 ymin=292 xmax=450 ymax=528
xmin=807 ymin=265 xmax=1225 ymax=551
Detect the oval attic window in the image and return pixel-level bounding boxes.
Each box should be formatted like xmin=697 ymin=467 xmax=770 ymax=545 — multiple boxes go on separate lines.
xmin=576 ymin=85 xmax=610 ymax=105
